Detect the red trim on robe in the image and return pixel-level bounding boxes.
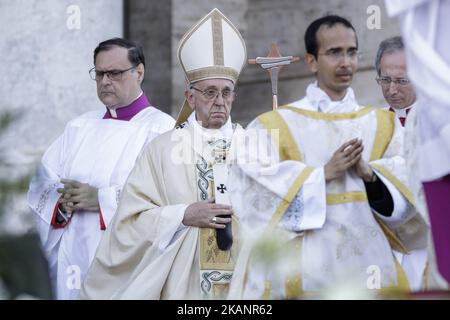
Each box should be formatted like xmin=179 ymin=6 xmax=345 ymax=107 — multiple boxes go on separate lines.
xmin=51 ymin=199 xmax=71 ymax=229
xmin=99 ymin=208 xmax=106 ymax=231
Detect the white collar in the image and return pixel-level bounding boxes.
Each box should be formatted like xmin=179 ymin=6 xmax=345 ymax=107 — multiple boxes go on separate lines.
xmin=390 ymin=101 xmax=416 ymax=117
xmin=305 ymin=82 xmax=359 ymax=113
xmin=187 ymin=112 xmax=233 ymax=141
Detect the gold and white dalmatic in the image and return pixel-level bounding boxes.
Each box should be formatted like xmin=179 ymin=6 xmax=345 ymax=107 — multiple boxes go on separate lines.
xmin=228 ymin=83 xmax=428 ymax=298
xmin=80 ymin=115 xmax=244 ymax=299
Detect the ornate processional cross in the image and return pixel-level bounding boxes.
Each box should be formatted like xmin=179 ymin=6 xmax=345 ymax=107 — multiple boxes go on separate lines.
xmin=248 ymin=42 xmax=300 ymax=109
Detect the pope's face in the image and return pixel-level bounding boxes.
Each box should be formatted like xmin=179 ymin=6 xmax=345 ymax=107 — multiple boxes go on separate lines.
xmin=379 ymin=50 xmax=416 ymax=109
xmin=307 ymin=24 xmax=358 ymax=101
xmin=186 ymin=78 xmax=235 ymax=129
xmin=95 ymin=46 xmax=144 ymax=109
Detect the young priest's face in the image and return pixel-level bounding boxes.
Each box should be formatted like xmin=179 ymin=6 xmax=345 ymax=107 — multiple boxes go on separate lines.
xmin=94 ymin=46 xmax=144 ymax=109
xmin=307 ymin=23 xmax=358 ymax=100
xmin=186 ymin=78 xmax=235 ymax=129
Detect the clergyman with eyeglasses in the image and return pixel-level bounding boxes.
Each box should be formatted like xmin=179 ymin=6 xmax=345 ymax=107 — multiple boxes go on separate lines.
xmin=27 ymin=38 xmax=175 ymax=299
xmin=375 ymin=36 xmax=416 ymax=126
xmin=81 ymin=9 xmax=246 ymax=299
xmin=374 ymin=36 xmax=432 ymax=292
xmin=227 ymin=15 xmax=427 ymax=298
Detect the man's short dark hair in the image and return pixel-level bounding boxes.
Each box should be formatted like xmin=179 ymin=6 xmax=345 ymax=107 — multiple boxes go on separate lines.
xmin=93 ymin=37 xmax=145 ymax=68
xmin=375 ymin=36 xmax=404 ymax=76
xmin=304 ymin=15 xmax=358 ymax=58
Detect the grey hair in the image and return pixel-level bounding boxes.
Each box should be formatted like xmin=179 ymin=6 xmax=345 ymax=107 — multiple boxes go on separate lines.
xmin=375 ymin=36 xmax=404 ymax=76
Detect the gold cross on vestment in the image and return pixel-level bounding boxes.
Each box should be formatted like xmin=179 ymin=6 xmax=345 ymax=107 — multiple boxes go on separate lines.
xmin=248 ymin=42 xmax=300 ymax=109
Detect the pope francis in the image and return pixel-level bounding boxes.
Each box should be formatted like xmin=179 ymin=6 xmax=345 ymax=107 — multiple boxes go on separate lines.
xmin=80 ymin=8 xmax=247 ymax=299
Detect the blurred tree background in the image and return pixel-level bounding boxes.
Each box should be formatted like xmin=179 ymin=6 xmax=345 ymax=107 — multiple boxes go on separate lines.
xmin=0 ymin=112 xmax=52 ymax=299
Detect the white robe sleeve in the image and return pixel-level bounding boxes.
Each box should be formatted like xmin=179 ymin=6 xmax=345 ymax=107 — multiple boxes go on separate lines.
xmin=280 ymin=167 xmax=327 ymax=232
xmin=98 ymin=185 xmax=120 ymax=229
xmin=229 ymin=118 xmax=327 ymax=233
xmin=156 ymin=204 xmax=189 ymax=251
xmin=371 ymin=170 xmax=414 ymax=228
xmin=27 ymin=135 xmax=65 ymax=251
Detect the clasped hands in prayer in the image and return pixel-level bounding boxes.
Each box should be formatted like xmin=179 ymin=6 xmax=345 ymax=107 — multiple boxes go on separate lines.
xmin=183 ymin=197 xmax=233 ymax=229
xmin=324 ymin=138 xmax=375 ymax=183
xmin=57 ymin=179 xmax=100 ymax=213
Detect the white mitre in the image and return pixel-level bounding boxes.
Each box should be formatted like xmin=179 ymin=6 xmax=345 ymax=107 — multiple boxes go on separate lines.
xmin=175 ymin=8 xmax=247 ymax=127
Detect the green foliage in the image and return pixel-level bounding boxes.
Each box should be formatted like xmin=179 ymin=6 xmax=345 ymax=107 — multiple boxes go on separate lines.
xmin=0 ymin=111 xmax=53 ymax=299
xmin=0 ymin=233 xmax=53 ymax=299
xmin=0 ymin=177 xmax=30 ymax=217
xmin=0 ymin=112 xmax=30 ymax=216
xmin=0 ymin=112 xmax=17 ymax=131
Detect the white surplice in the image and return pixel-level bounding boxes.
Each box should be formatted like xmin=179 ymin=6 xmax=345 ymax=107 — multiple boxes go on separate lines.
xmin=27 ymin=107 xmax=174 ymax=299
xmin=228 ymin=83 xmax=428 ymax=298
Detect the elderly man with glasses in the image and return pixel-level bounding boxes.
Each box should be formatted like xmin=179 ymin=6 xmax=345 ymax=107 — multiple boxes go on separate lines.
xmin=81 ymin=9 xmax=246 ymax=300
xmin=375 ymin=36 xmax=431 ymax=292
xmin=375 ymin=36 xmax=416 ymax=126
xmin=27 ymin=38 xmax=175 ymax=300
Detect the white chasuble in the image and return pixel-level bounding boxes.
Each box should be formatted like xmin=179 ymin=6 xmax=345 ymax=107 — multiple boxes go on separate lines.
xmin=80 ymin=120 xmax=243 ymax=299
xmin=27 ymin=108 xmax=174 ymax=299
xmin=228 ymin=87 xmax=427 ymax=299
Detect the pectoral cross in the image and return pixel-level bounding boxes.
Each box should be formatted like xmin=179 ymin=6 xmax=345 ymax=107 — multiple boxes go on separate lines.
xmin=216 ymin=184 xmax=227 ymax=194
xmin=248 ymin=42 xmax=300 ymax=109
